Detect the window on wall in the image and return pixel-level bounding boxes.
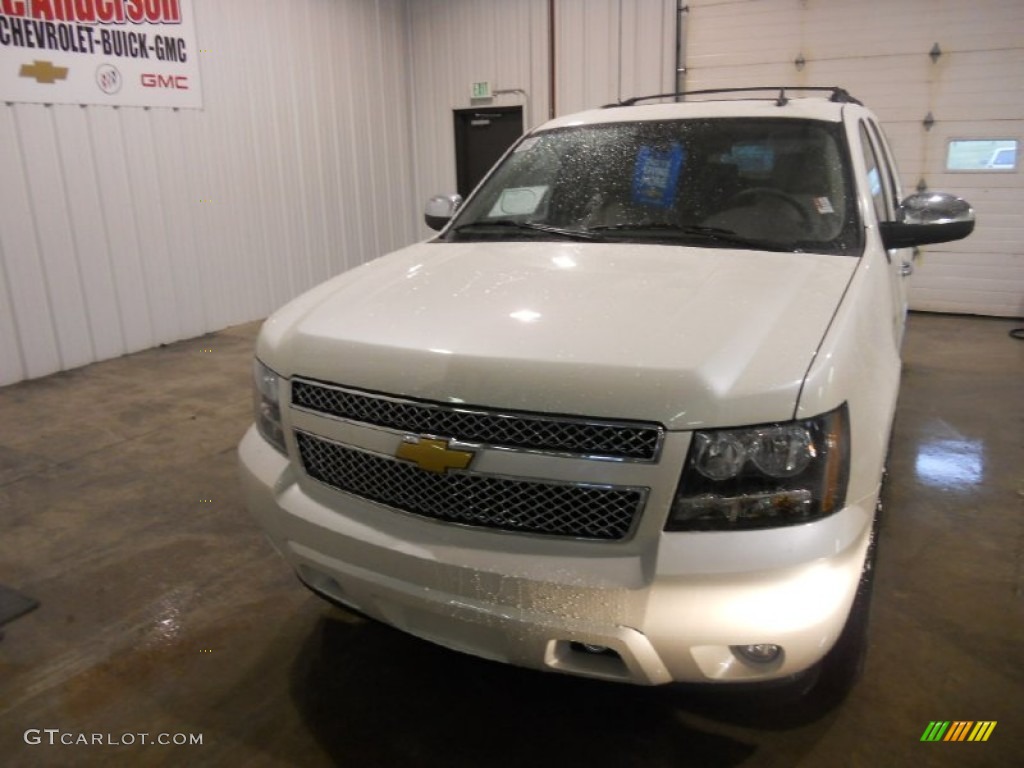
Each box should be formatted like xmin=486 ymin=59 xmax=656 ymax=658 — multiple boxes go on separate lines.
xmin=946 ymin=140 xmax=1018 ymax=171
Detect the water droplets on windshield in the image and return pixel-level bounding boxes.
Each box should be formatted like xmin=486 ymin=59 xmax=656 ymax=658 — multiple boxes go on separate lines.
xmin=449 ymin=117 xmax=861 ymax=256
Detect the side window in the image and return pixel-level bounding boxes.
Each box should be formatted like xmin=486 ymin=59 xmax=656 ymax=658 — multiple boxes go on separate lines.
xmin=859 ymin=122 xmax=893 ymax=223
xmin=866 ymin=121 xmax=902 ymax=210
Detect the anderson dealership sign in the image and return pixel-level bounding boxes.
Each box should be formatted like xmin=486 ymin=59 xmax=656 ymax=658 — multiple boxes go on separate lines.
xmin=0 ymin=0 xmax=202 ymax=108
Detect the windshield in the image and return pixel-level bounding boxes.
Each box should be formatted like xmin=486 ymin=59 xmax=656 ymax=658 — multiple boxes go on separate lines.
xmin=447 ymin=117 xmax=862 ymax=255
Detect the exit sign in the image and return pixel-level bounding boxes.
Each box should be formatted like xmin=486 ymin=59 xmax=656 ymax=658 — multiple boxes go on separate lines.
xmin=471 ymin=81 xmax=492 ymax=99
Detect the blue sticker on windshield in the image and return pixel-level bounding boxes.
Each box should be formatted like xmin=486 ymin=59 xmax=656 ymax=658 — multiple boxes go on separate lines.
xmin=632 ymin=143 xmax=685 ymax=208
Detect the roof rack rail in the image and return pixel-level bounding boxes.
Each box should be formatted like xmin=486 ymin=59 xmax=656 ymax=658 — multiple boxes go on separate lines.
xmin=606 ymin=87 xmax=862 ymax=108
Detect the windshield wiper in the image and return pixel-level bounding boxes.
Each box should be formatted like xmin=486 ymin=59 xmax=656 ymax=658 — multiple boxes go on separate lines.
xmin=587 ymin=223 xmax=798 ymax=252
xmin=450 ymin=220 xmax=606 ymax=241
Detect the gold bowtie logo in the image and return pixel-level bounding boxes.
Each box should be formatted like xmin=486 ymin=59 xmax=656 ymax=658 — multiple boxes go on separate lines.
xmin=396 ymin=437 xmax=474 ymax=474
xmin=20 ymin=60 xmax=69 ymax=84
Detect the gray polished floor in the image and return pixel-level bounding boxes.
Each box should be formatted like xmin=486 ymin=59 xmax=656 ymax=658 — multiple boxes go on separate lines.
xmin=1 ymin=313 xmax=1021 ymax=767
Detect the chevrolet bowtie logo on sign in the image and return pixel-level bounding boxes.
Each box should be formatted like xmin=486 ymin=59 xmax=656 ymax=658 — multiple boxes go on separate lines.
xmin=19 ymin=60 xmax=68 ymax=85
xmin=396 ymin=437 xmax=475 ymax=474
xmin=920 ymin=720 xmax=997 ymax=742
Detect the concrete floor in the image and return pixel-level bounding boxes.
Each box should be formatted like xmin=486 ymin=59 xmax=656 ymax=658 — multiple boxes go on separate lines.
xmin=0 ymin=313 xmax=1021 ymax=768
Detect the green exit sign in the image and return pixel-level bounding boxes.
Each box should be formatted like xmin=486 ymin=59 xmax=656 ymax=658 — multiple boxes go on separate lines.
xmin=471 ymin=81 xmax=492 ymax=99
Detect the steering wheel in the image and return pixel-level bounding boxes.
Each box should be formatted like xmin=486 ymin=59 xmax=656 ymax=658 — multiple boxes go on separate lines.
xmin=728 ymin=187 xmax=813 ymax=227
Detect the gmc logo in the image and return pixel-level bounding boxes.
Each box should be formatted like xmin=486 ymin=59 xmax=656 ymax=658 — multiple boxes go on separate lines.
xmin=141 ymin=74 xmax=189 ymax=90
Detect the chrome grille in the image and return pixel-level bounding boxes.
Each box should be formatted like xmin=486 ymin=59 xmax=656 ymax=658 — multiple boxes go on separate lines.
xmin=291 ymin=379 xmax=663 ymax=461
xmin=296 ymin=431 xmax=645 ymax=541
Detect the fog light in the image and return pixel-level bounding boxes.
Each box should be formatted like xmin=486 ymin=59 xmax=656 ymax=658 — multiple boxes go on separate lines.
xmin=731 ymin=643 xmax=782 ymax=664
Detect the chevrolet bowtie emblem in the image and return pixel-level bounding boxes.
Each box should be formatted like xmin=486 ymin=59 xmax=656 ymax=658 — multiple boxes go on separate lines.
xmin=396 ymin=437 xmax=474 ymax=474
xmin=19 ymin=60 xmax=69 ymax=85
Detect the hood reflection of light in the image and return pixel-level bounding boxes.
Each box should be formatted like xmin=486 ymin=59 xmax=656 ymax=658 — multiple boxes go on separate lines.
xmin=510 ymin=309 xmax=542 ymax=323
xmin=914 ymin=438 xmax=983 ymax=489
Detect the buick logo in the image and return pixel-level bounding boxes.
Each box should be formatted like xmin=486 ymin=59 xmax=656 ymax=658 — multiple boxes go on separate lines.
xmin=95 ymin=63 xmax=122 ymax=95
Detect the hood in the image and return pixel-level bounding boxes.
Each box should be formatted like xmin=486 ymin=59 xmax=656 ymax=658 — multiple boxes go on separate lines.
xmin=259 ymin=241 xmax=856 ymax=430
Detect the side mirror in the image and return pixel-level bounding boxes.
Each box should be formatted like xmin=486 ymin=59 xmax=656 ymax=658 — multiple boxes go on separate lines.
xmin=880 ymin=192 xmax=975 ymax=249
xmin=424 ymin=194 xmax=463 ymax=231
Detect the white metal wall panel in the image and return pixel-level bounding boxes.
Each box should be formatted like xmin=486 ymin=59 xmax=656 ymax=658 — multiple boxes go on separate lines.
xmin=557 ymin=0 xmax=676 ymax=115
xmin=557 ymin=0 xmax=618 ymax=115
xmin=685 ymin=0 xmax=1024 ymax=317
xmin=0 ymin=0 xmax=418 ymax=386
xmin=16 ymin=105 xmax=96 ymax=371
xmin=0 ymin=249 xmax=23 ymax=383
xmin=51 ymin=107 xmax=129 ymax=361
xmin=0 ymin=106 xmax=63 ymax=380
xmin=148 ymin=113 xmax=207 ymax=342
xmin=619 ymin=0 xmax=679 ymax=102
xmin=557 ymin=0 xmax=678 ymax=115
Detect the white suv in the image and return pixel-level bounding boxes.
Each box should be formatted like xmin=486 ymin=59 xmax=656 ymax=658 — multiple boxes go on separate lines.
xmin=239 ymin=87 xmax=973 ymax=699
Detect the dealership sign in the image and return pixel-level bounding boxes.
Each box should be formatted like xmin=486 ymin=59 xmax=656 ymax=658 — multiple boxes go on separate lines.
xmin=0 ymin=0 xmax=202 ymax=108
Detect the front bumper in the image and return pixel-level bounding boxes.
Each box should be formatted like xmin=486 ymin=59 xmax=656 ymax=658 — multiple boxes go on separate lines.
xmin=239 ymin=426 xmax=871 ymax=686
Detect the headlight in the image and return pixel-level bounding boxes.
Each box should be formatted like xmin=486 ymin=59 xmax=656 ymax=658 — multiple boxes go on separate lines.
xmin=667 ymin=404 xmax=849 ymax=531
xmin=252 ymin=358 xmax=287 ymax=454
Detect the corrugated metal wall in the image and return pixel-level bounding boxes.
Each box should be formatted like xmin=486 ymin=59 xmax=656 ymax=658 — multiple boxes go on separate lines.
xmin=684 ymin=0 xmax=1024 ymax=317
xmin=406 ymin=0 xmax=676 ymax=236
xmin=555 ymin=0 xmax=677 ymax=115
xmin=0 ymin=0 xmax=417 ymax=386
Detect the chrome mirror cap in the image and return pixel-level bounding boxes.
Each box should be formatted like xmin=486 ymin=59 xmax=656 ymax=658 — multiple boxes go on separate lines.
xmin=424 ymin=194 xmax=463 ymax=231
xmin=880 ymin=192 xmax=975 ymax=249
xmin=898 ymin=192 xmax=975 ymax=227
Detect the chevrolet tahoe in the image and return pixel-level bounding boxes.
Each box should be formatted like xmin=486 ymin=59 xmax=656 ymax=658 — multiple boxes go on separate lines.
xmin=238 ymin=87 xmax=974 ymax=699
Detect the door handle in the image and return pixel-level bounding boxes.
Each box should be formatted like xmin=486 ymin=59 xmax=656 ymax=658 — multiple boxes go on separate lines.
xmin=900 ymin=261 xmax=914 ymax=277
